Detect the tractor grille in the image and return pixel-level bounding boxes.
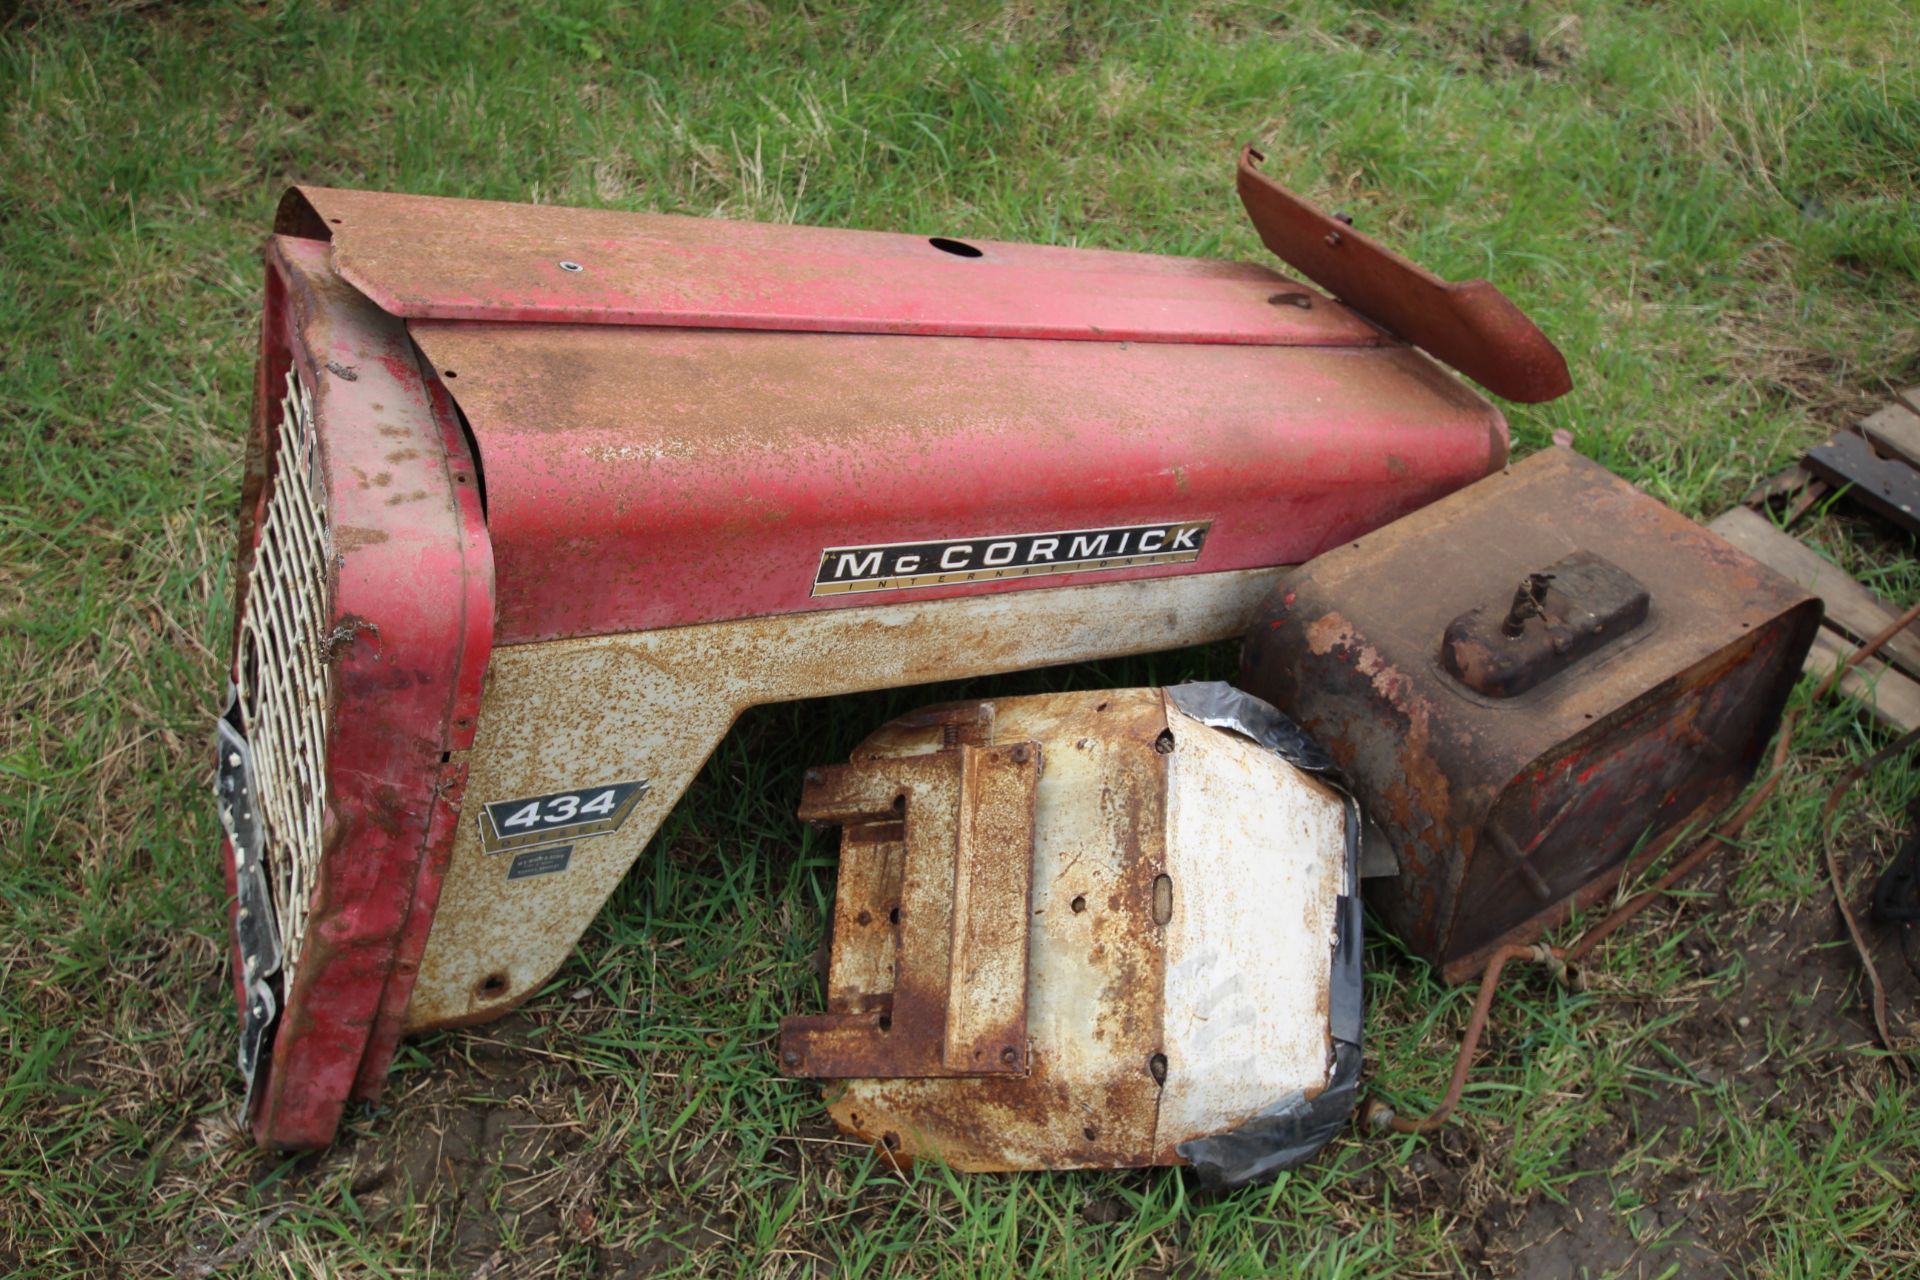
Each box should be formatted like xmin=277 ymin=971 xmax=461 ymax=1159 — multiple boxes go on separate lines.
xmin=235 ymin=369 xmax=333 ymax=979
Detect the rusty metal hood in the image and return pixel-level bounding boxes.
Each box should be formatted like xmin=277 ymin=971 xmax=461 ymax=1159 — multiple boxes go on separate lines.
xmin=1236 ymin=146 xmax=1572 ymax=403
xmin=275 ymin=184 xmax=1385 ymax=346
xmin=266 ymin=165 xmax=1537 ymax=647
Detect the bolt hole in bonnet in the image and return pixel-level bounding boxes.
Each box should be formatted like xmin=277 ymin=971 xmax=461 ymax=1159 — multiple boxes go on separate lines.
xmin=928 ymin=236 xmax=983 ymax=258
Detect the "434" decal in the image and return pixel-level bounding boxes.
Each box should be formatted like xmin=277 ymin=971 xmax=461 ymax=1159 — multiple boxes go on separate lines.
xmin=479 ymin=780 xmax=650 ymax=855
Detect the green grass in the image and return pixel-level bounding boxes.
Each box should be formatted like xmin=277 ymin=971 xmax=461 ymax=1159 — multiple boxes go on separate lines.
xmin=3 ymin=0 xmax=1919 ymax=1275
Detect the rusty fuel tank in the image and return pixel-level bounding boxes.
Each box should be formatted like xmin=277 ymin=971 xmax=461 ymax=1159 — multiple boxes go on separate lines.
xmin=1240 ymin=449 xmax=1821 ymax=983
xmin=779 ymin=685 xmax=1360 ymax=1189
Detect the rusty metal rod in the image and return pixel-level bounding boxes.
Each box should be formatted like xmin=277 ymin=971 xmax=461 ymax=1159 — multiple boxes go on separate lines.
xmin=1368 ymin=943 xmax=1542 ymax=1134
xmin=1371 ymin=594 xmax=1920 ymax=1133
xmin=1369 ymin=735 xmax=1791 ymax=1136
xmin=1813 ymin=597 xmax=1920 ymax=701
xmin=1803 ymin=597 xmax=1920 ymax=1072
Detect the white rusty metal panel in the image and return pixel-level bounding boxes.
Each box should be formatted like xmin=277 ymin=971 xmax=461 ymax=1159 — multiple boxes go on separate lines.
xmin=813 ymin=688 xmax=1347 ymax=1172
xmin=827 ymin=690 xmax=1170 ymax=1169
xmin=407 ymin=567 xmax=1280 ymax=1029
xmin=1153 ymin=699 xmax=1344 ymax=1148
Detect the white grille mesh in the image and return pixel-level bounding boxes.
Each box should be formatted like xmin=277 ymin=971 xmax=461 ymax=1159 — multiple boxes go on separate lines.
xmin=236 ymin=370 xmax=333 ymax=980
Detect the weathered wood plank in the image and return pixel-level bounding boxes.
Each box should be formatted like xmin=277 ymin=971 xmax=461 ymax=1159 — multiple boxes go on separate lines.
xmin=1860 ymin=401 xmax=1920 ymax=469
xmin=1707 ymin=506 xmax=1920 ymax=680
xmin=1804 ymin=626 xmax=1920 ymax=733
xmin=1803 ymin=428 xmax=1920 ymax=536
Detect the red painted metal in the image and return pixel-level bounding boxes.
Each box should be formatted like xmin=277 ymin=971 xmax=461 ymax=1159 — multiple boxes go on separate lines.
xmin=234 ymin=237 xmax=493 ymax=1148
xmin=409 ymin=321 xmax=1507 ymax=644
xmin=277 ymin=185 xmax=1385 ymax=347
xmin=349 ymin=368 xmax=496 ymax=1104
xmin=227 ymin=156 xmax=1564 ymax=1147
xmin=1237 ymin=147 xmax=1573 ymax=404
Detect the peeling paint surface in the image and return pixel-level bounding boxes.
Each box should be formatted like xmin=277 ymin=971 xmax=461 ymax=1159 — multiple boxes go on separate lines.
xmin=792 ymin=690 xmax=1346 ymax=1172
xmin=407 ymin=568 xmax=1280 ymax=1030
xmin=1156 ymin=700 xmax=1344 ymax=1150
xmin=1241 ymin=449 xmax=1820 ymax=981
xmin=234 ymin=236 xmax=493 ymax=1149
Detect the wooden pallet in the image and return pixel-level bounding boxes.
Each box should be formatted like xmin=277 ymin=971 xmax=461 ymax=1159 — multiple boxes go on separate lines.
xmin=1708 ymin=506 xmax=1920 ymax=732
xmin=1801 ymin=386 xmax=1920 ymax=537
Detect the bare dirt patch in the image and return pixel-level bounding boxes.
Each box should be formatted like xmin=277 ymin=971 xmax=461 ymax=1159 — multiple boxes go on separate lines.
xmin=139 ymin=885 xmax=1909 ymax=1278
xmin=159 ymin=1011 xmax=742 ymax=1278
xmin=1472 ymin=900 xmax=1890 ymax=1279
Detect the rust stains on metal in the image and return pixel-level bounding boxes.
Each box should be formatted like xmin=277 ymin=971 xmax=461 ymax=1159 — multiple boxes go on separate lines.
xmin=406 ymin=316 xmax=1509 ymax=646
xmin=812 ymin=690 xmax=1175 ymax=1172
xmin=406 ymin=567 xmax=1282 ymax=1032
xmin=778 ymin=737 xmax=1039 ymax=1079
xmin=1242 ymin=449 xmax=1820 ymax=982
xmin=282 ymin=183 xmax=1383 ymax=347
xmin=1237 ymin=145 xmax=1573 ymax=404
xmin=1440 ymin=551 xmax=1651 ymax=698
xmin=789 ymin=689 xmax=1349 ymax=1173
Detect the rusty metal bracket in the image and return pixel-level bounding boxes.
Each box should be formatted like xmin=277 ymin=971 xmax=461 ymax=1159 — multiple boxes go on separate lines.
xmin=1441 ymin=551 xmax=1652 ymax=698
xmin=778 ymin=740 xmax=1040 ymax=1079
xmin=1237 ymin=146 xmax=1573 ymax=404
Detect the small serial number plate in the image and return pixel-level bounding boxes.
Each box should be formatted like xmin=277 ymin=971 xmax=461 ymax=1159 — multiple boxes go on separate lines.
xmin=508 ymin=846 xmax=574 ymax=880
